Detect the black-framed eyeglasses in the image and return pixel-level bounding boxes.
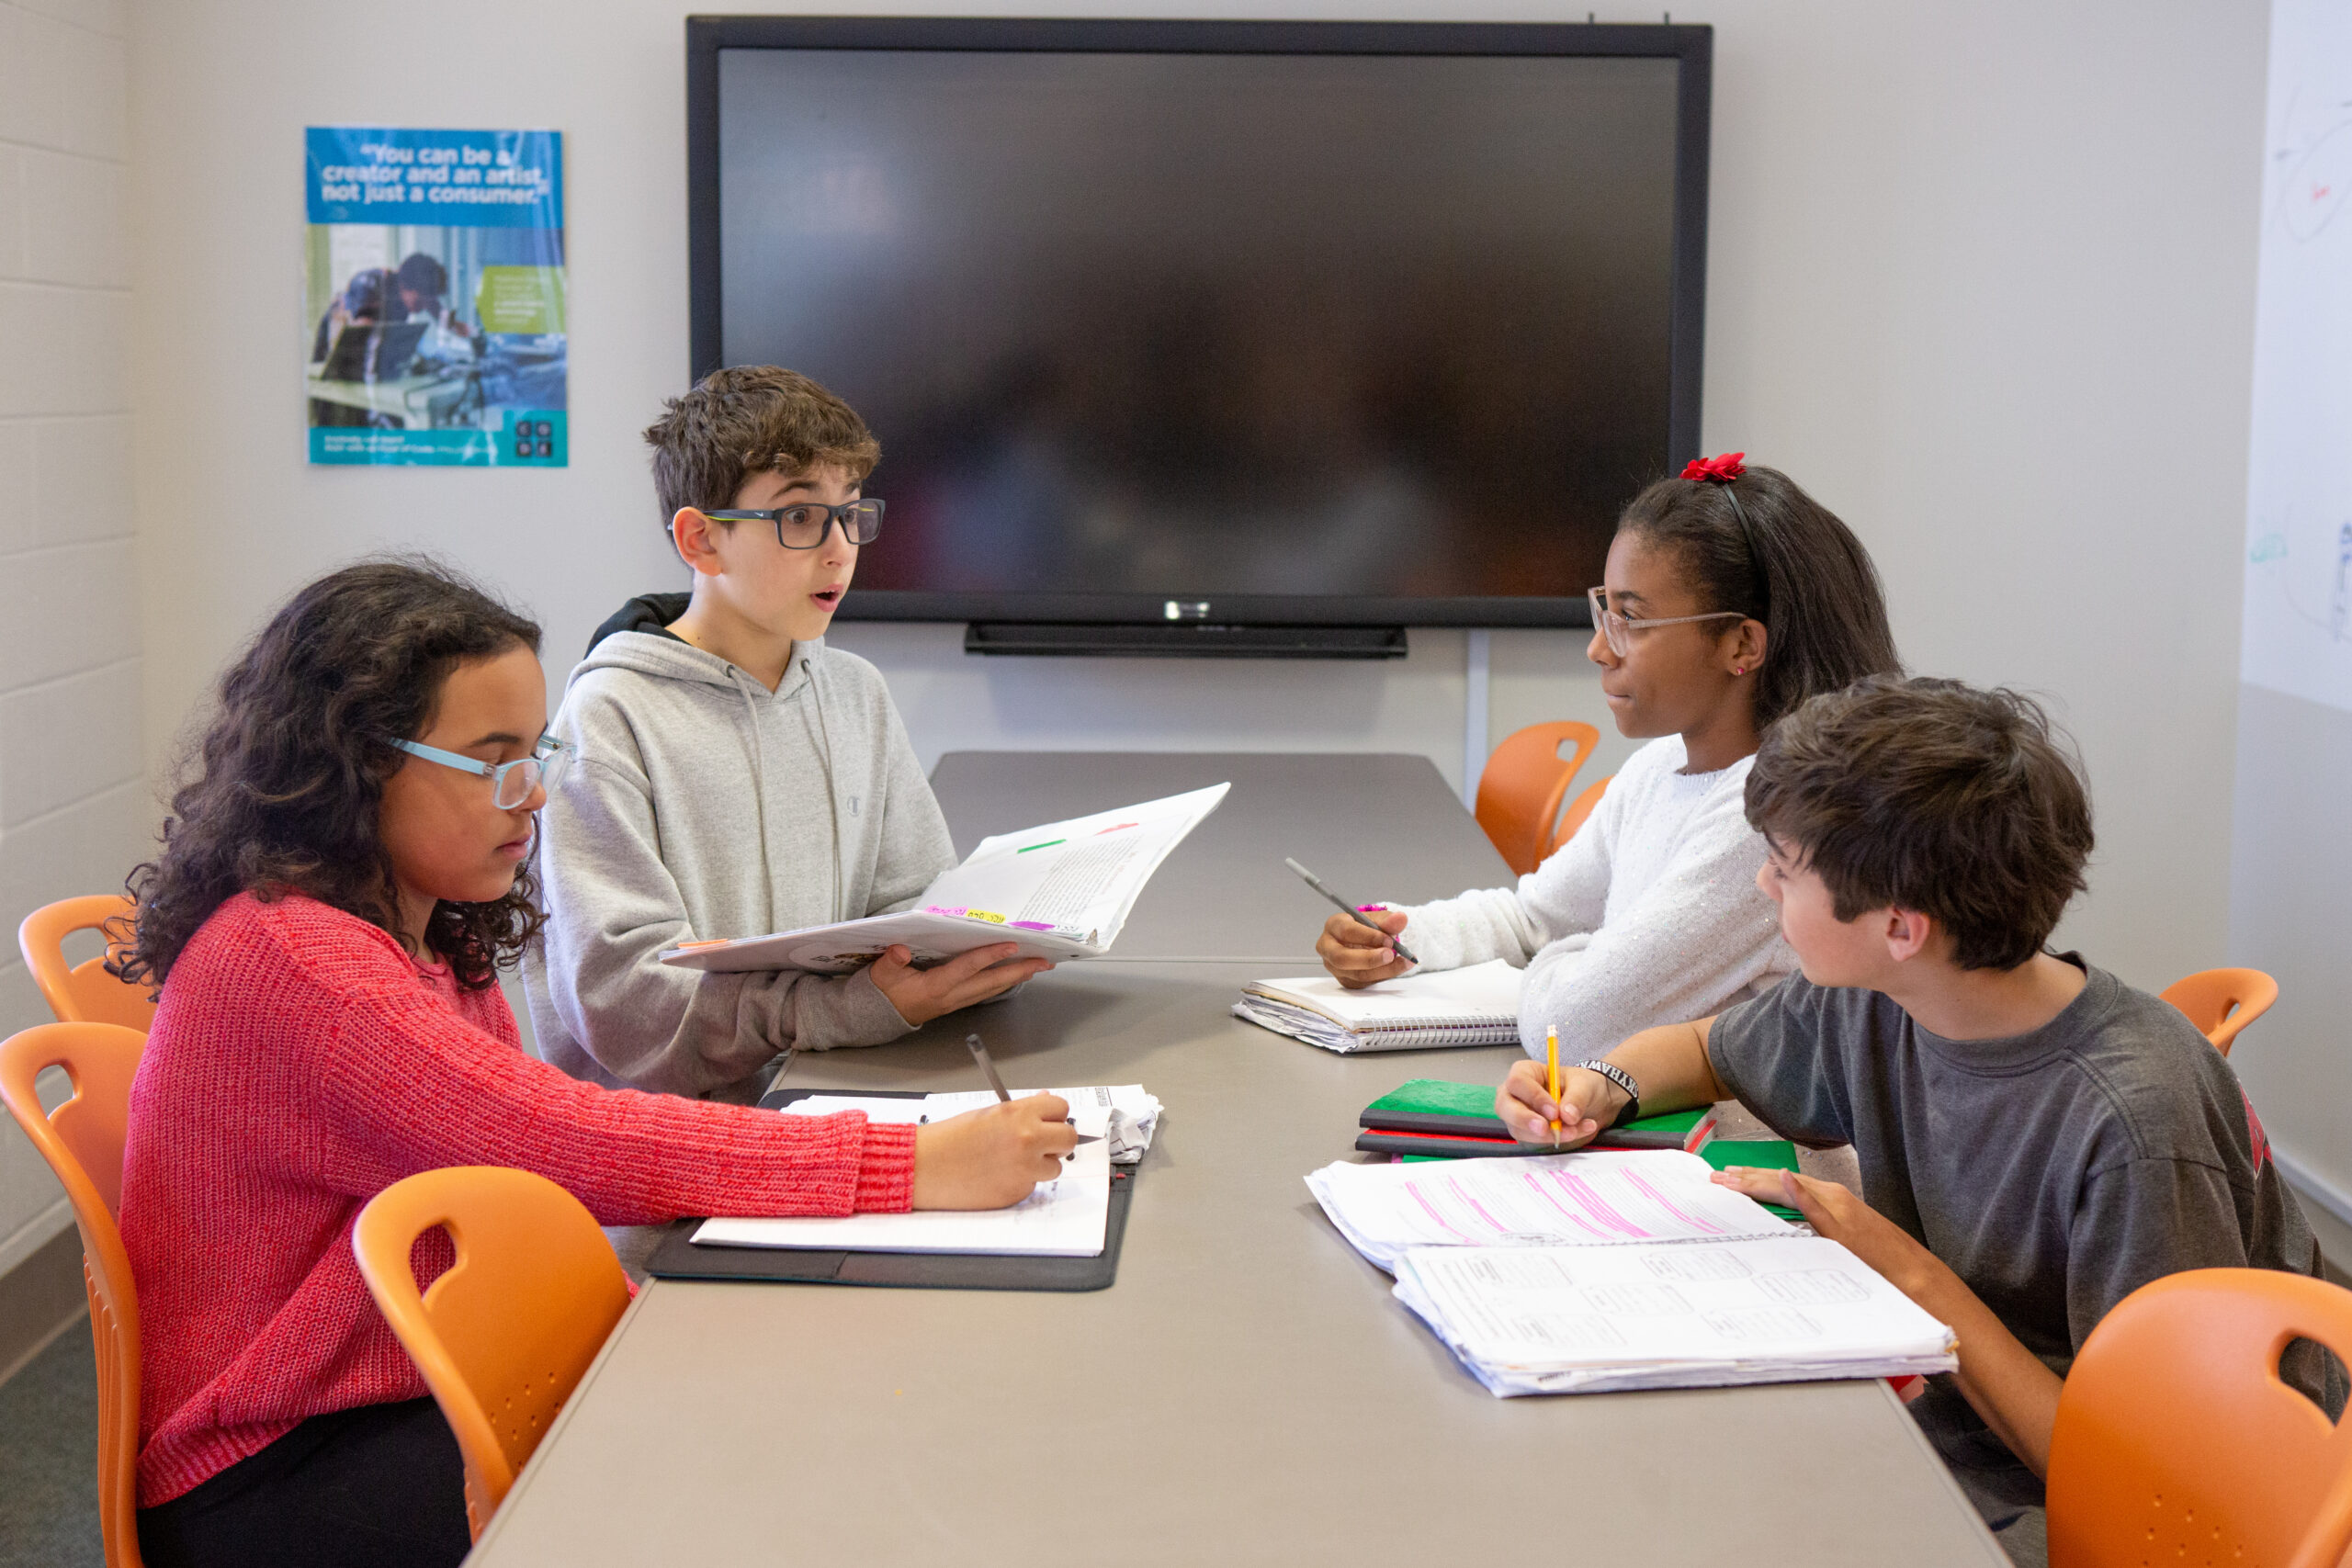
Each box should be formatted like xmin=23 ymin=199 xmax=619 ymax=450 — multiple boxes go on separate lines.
xmin=700 ymin=498 xmax=885 ymax=550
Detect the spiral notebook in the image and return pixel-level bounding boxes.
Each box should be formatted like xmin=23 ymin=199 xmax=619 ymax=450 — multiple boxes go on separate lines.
xmin=1234 ymin=959 xmax=1522 ymax=1052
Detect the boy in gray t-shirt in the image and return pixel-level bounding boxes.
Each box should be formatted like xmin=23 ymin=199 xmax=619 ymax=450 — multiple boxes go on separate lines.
xmin=1496 ymin=677 xmax=2335 ymax=1542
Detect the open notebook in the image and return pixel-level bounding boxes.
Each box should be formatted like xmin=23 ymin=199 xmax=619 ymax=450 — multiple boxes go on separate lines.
xmin=1234 ymin=959 xmax=1522 ymax=1052
xmin=1307 ymin=1150 xmax=1957 ymax=1396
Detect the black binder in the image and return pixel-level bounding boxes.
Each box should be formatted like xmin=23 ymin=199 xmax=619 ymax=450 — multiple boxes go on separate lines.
xmin=643 ymin=1089 xmax=1134 ymax=1291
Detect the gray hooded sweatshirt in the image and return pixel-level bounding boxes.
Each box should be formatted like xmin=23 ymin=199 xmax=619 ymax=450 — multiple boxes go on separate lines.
xmin=523 ymin=612 xmax=956 ymax=1102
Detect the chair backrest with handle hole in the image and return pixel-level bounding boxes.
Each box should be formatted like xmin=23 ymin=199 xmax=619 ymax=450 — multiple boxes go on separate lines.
xmin=0 ymin=1022 xmax=149 ymax=1568
xmin=2157 ymin=967 xmax=2278 ymax=1057
xmin=2047 ymin=1267 xmax=2352 ymax=1568
xmin=1475 ymin=721 xmax=1600 ymax=875
xmin=19 ymin=896 xmax=153 ymax=1032
xmin=352 ymin=1165 xmax=631 ymax=1539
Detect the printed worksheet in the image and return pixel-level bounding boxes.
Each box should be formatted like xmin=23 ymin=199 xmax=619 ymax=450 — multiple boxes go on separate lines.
xmin=1391 ymin=1235 xmax=1957 ymax=1396
xmin=694 ymin=1108 xmax=1113 ymax=1257
xmin=1306 ymin=1149 xmax=1794 ymax=1270
xmin=782 ymin=1085 xmax=1163 ymax=1165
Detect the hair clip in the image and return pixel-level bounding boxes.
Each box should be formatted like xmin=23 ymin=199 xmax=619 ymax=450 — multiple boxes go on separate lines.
xmin=1681 ymin=452 xmax=1747 ymax=484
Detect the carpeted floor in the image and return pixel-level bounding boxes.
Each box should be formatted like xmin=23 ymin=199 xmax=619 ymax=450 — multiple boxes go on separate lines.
xmin=0 ymin=1318 xmax=103 ymax=1568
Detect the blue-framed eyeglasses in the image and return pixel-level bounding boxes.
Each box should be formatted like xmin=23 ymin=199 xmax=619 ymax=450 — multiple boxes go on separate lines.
xmin=700 ymin=497 xmax=884 ymax=550
xmin=389 ymin=733 xmax=571 ymax=808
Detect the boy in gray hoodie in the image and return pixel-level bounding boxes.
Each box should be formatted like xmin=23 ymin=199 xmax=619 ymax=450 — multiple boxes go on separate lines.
xmin=525 ymin=367 xmax=1049 ymax=1101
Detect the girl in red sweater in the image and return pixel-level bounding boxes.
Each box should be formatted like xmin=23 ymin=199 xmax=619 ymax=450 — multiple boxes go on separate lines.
xmin=115 ymin=560 xmax=1075 ymax=1568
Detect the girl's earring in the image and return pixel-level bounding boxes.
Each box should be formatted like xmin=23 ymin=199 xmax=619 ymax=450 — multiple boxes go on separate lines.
xmin=1732 ymin=666 xmax=1746 ymax=676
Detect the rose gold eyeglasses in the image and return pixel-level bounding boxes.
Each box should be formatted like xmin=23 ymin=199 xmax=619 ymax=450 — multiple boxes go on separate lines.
xmin=1586 ymin=586 xmax=1745 ymax=659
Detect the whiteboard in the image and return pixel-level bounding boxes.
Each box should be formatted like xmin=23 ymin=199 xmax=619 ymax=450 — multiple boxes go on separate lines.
xmin=2244 ymin=0 xmax=2352 ymax=710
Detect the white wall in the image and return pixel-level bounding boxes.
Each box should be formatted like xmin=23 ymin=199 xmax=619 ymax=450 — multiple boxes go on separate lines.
xmin=0 ymin=0 xmax=141 ymax=1277
xmin=120 ymin=2 xmax=2263 ymax=975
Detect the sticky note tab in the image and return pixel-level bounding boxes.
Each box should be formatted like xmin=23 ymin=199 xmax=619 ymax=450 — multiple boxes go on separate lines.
xmin=673 ymin=939 xmax=731 ymax=950
xmin=1016 ymin=838 xmax=1067 ymax=853
xmin=1009 ymin=920 xmax=1055 ymax=931
xmin=965 ymin=909 xmax=1007 ymax=923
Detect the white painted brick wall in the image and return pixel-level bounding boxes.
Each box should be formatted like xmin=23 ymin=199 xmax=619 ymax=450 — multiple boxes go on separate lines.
xmin=0 ymin=0 xmax=141 ymax=1279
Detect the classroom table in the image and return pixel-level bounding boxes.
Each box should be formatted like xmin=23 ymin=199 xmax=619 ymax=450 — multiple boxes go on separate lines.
xmin=469 ymin=752 xmax=2008 ymax=1567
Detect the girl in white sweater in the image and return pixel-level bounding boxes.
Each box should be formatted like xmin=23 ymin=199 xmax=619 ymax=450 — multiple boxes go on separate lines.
xmin=1318 ymin=454 xmax=1901 ymax=1062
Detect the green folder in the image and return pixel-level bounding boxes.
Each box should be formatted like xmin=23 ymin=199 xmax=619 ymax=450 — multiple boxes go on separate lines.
xmin=1363 ymin=1077 xmax=1713 ymax=1144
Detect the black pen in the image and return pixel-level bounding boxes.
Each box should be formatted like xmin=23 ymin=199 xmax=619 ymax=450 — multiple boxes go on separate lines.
xmin=1283 ymin=857 xmax=1419 ymax=965
xmin=966 ymin=1033 xmax=1101 ymax=1144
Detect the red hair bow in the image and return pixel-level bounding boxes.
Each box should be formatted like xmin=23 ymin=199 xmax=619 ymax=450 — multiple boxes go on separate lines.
xmin=1681 ymin=452 xmax=1747 ymax=483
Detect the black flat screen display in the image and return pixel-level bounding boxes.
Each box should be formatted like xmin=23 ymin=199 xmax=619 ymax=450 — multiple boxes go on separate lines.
xmin=702 ymin=25 xmax=1708 ymax=625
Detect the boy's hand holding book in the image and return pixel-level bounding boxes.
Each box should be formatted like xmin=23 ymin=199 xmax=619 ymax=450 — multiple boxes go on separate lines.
xmin=870 ymin=941 xmax=1054 ymax=1025
xmin=1711 ymin=1164 xmax=1939 ymax=1299
xmin=910 ymin=1094 xmax=1078 ymax=1209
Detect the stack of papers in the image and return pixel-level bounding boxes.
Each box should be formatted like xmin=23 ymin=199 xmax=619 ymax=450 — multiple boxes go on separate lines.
xmin=694 ymin=1097 xmax=1129 ymax=1258
xmin=1235 ymin=959 xmax=1523 ymax=1052
xmin=1306 ymin=1150 xmax=1956 ymax=1396
xmin=660 ymin=784 xmax=1229 ymax=974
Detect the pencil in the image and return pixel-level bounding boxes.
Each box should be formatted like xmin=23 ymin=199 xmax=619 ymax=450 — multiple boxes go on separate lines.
xmin=1283 ymin=857 xmax=1419 ymax=965
xmin=1546 ymin=1024 xmax=1562 ymax=1143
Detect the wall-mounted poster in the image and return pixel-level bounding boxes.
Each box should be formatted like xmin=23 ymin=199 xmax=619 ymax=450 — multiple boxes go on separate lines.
xmin=305 ymin=126 xmax=566 ymax=467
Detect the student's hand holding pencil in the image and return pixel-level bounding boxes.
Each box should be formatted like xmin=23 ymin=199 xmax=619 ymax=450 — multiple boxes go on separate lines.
xmin=1316 ymin=908 xmax=1414 ymax=989
xmin=910 ymin=1094 xmax=1078 ymax=1209
xmin=1495 ymin=1057 xmax=1626 ymax=1147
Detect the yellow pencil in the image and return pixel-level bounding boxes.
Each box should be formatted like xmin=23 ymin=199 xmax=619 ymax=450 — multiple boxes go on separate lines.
xmin=1545 ymin=1024 xmax=1562 ymax=1140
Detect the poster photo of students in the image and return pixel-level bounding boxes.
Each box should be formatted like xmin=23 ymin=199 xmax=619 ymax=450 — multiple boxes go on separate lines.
xmin=305 ymin=126 xmax=567 ymax=467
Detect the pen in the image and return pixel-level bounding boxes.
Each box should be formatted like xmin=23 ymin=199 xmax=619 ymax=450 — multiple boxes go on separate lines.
xmin=1283 ymin=857 xmax=1419 ymax=965
xmin=966 ymin=1033 xmax=1101 ymax=1145
xmin=1546 ymin=1024 xmax=1562 ymax=1145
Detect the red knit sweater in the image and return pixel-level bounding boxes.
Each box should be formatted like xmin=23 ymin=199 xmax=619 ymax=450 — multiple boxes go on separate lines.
xmin=122 ymin=892 xmax=915 ymax=1506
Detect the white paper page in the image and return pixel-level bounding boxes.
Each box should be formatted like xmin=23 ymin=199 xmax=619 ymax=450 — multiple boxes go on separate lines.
xmin=776 ymin=1096 xmax=933 ymax=1123
xmin=915 ymin=1085 xmax=1162 ymax=1165
xmin=921 ymin=783 xmax=1229 ymax=943
xmin=661 ymin=910 xmax=1100 ymax=975
xmin=1393 ymin=1235 xmax=1956 ymax=1394
xmin=1245 ymin=959 xmax=1524 ymax=1027
xmin=695 ymin=1109 xmax=1113 ymax=1256
xmin=1306 ymin=1150 xmax=1794 ymax=1270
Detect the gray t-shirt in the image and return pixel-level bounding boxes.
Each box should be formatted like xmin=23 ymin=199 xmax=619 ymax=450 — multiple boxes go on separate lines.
xmin=1707 ymin=957 xmax=2334 ymax=1519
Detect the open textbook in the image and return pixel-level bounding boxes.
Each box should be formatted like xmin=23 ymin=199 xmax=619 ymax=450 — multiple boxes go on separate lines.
xmin=1306 ymin=1150 xmax=1957 ymax=1395
xmin=1235 ymin=959 xmax=1523 ymax=1051
xmin=660 ymin=784 xmax=1229 ymax=975
xmin=694 ymin=1099 xmax=1118 ymax=1257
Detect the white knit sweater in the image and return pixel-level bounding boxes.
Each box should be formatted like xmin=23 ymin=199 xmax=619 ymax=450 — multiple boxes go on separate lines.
xmin=1395 ymin=735 xmax=1795 ymax=1061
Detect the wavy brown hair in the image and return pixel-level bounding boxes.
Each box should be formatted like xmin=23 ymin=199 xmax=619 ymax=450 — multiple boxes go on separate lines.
xmin=117 ymin=558 xmax=546 ymax=992
xmin=1744 ymin=676 xmax=2094 ymax=971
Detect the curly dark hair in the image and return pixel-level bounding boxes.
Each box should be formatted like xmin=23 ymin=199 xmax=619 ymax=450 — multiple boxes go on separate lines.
xmin=117 ymin=558 xmax=547 ymax=992
xmin=1744 ymin=676 xmax=2095 ymax=971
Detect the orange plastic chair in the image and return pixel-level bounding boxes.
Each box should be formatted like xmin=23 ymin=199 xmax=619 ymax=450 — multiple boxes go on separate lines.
xmin=2047 ymin=1267 xmax=2352 ymax=1568
xmin=1476 ymin=721 xmax=1600 ymax=875
xmin=1548 ymin=773 xmax=1612 ymax=858
xmin=2159 ymin=967 xmax=2278 ymax=1057
xmin=19 ymin=896 xmax=153 ymax=1032
xmin=0 ymin=1022 xmax=149 ymax=1568
xmin=352 ymin=1167 xmax=631 ymax=1538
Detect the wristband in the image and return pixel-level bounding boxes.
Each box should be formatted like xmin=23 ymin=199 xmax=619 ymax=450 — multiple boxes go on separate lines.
xmin=1569 ymin=1059 xmax=1641 ymax=1127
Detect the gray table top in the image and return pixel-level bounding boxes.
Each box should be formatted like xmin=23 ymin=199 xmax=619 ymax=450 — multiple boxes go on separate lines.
xmin=929 ymin=750 xmax=1513 ymax=960
xmin=470 ymin=755 xmax=2005 ymax=1568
